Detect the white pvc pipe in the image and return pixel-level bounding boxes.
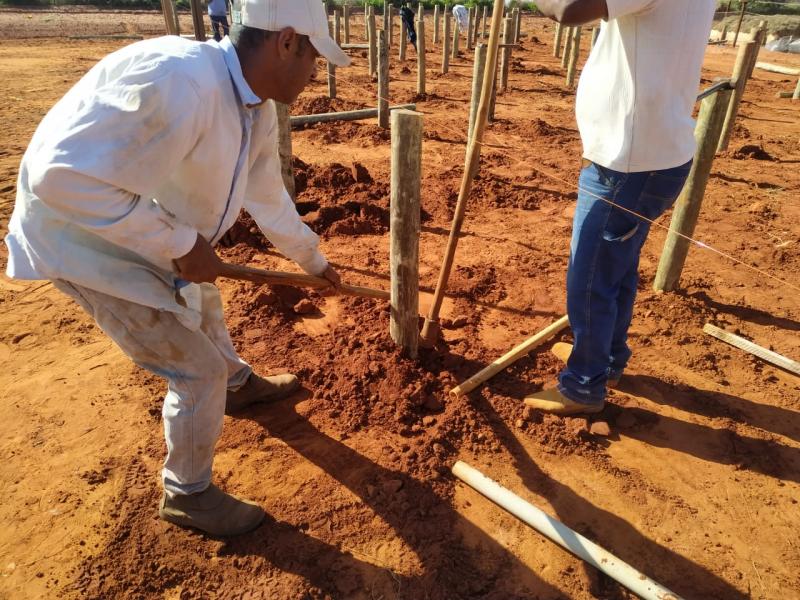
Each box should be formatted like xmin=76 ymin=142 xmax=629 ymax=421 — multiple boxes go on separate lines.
xmin=452 ymin=461 xmax=683 ymax=600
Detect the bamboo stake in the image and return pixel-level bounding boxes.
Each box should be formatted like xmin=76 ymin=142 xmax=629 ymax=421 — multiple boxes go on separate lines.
xmin=553 ymin=22 xmax=563 ymax=58
xmin=390 ymin=109 xmax=423 ymax=358
xmin=450 ymin=316 xmax=569 ymax=397
xmin=417 ymin=16 xmax=427 ymax=94
xmin=718 ymin=40 xmax=759 ymax=152
xmin=378 ymin=30 xmax=390 ymax=128
xmin=442 ymin=10 xmax=451 ymax=74
xmin=290 ymin=104 xmax=416 ymax=128
xmin=219 ymin=263 xmax=390 ymax=300
xmin=654 ymin=87 xmax=733 ymax=292
xmin=420 ymin=0 xmax=507 ymax=346
xmin=703 ymin=324 xmax=800 ymax=376
xmin=566 ymin=26 xmax=582 ymax=88
xmin=275 ymin=102 xmax=295 ymax=201
xmin=452 ymin=461 xmax=684 ymax=600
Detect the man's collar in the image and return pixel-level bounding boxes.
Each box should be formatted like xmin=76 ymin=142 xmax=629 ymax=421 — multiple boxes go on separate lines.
xmin=218 ymin=36 xmax=262 ymax=108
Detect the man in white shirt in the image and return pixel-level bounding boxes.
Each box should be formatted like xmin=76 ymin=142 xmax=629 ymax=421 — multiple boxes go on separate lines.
xmin=525 ymin=0 xmax=716 ymax=415
xmin=452 ymin=4 xmax=469 ymax=35
xmin=5 ymin=0 xmax=349 ymax=536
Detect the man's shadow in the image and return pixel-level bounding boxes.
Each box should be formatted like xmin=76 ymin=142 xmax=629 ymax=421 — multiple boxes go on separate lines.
xmin=220 ymin=390 xmax=566 ymax=600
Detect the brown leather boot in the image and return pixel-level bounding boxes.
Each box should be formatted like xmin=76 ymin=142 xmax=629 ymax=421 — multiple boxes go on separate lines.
xmin=551 ymin=342 xmax=620 ymax=388
xmin=226 ymin=373 xmax=299 ymax=415
xmin=159 ymin=483 xmax=265 ymax=536
xmin=524 ymin=387 xmax=605 ymax=416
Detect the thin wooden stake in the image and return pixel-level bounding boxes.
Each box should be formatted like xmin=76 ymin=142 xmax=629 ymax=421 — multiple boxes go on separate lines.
xmin=566 ymin=26 xmax=582 ymax=88
xmin=420 ymin=0 xmax=506 ymax=345
xmin=390 ymin=109 xmax=423 ymax=359
xmin=378 ymin=29 xmax=390 ymax=128
xmin=275 ymin=102 xmax=295 ymax=201
xmin=703 ymin=324 xmax=800 ymax=376
xmin=717 ymin=40 xmax=759 ymax=152
xmin=733 ymin=0 xmax=747 ymax=48
xmin=654 ymin=87 xmax=733 ymax=292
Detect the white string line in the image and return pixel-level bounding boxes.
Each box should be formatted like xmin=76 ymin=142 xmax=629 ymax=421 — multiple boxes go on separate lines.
xmin=317 ymin=50 xmax=800 ymax=296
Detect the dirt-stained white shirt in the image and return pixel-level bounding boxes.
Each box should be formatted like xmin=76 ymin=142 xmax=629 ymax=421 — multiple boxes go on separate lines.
xmin=576 ymin=0 xmax=716 ymax=172
xmin=5 ymin=36 xmax=326 ymax=327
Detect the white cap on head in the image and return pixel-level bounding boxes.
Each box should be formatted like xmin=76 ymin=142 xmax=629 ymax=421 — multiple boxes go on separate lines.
xmin=232 ymin=0 xmax=350 ymax=67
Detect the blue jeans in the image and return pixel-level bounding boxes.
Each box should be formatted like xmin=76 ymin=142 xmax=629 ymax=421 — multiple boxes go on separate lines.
xmin=558 ymin=160 xmax=692 ymax=405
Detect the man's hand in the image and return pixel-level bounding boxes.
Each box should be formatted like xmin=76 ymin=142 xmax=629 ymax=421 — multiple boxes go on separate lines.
xmin=321 ymin=264 xmax=342 ymax=291
xmin=173 ymin=234 xmax=224 ymax=283
xmin=536 ymin=0 xmax=608 ymax=25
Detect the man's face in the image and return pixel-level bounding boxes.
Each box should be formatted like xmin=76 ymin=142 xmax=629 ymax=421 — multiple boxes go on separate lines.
xmin=277 ymin=34 xmax=319 ymax=104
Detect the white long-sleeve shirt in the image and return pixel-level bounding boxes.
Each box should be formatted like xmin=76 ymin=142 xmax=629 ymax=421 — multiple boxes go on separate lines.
xmin=5 ymin=35 xmax=326 ymax=327
xmin=452 ymin=5 xmax=469 ymax=33
xmin=576 ymin=0 xmax=716 ymax=172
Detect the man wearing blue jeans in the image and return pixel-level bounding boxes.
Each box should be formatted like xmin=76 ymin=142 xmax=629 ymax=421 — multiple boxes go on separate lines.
xmin=525 ymin=0 xmax=716 ymax=415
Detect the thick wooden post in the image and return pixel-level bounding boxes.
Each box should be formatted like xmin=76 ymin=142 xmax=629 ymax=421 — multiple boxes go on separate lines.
xmin=378 ymin=30 xmax=390 ymax=128
xmin=344 ymin=3 xmax=351 ymax=44
xmin=390 ymin=109 xmax=423 ymax=359
xmin=553 ymin=22 xmax=563 ymax=57
xmin=561 ymin=26 xmax=573 ymax=69
xmin=745 ymin=21 xmax=766 ymax=80
xmin=160 ymin=0 xmax=179 ymax=35
xmin=566 ymin=26 xmax=582 ymax=88
xmin=189 ymin=0 xmax=205 ymax=41
xmin=388 ymin=4 xmax=394 ymax=47
xmin=500 ymin=17 xmax=513 ymax=91
xmin=442 ymin=11 xmax=451 ymax=74
xmin=717 ymin=40 xmax=759 ymax=152
xmin=452 ymin=9 xmax=460 ymax=58
xmin=732 ymin=0 xmax=747 ymax=48
xmin=417 ymin=16 xmax=427 ymax=95
xmin=433 ymin=4 xmax=440 ymax=44
xmin=467 ymin=43 xmax=488 ymax=169
xmin=368 ymin=7 xmax=377 ymax=77
xmin=654 ymin=88 xmax=733 ymax=292
xmin=467 ymin=6 xmax=474 ymax=50
xmin=275 ymin=102 xmax=295 ymax=201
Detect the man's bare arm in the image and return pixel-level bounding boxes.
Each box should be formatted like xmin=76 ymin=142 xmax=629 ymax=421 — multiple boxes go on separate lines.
xmin=536 ymin=0 xmax=609 ymax=26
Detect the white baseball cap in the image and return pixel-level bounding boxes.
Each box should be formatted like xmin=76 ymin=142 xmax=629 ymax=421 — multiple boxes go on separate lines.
xmin=233 ymin=0 xmax=351 ymax=67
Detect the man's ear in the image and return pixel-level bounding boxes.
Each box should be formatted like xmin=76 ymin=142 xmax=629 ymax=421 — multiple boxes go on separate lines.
xmin=275 ymin=27 xmax=298 ymax=60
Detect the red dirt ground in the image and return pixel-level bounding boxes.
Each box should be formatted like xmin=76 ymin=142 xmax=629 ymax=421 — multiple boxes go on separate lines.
xmin=1 ymin=8 xmax=799 ymax=600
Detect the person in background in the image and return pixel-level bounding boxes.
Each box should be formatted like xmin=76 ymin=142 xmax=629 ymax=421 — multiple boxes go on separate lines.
xmin=5 ymin=0 xmax=349 ymax=536
xmin=452 ymin=3 xmax=469 ymax=36
xmin=208 ymin=0 xmax=230 ymax=42
xmin=524 ymin=0 xmax=716 ymax=415
xmin=399 ymin=4 xmax=417 ymax=51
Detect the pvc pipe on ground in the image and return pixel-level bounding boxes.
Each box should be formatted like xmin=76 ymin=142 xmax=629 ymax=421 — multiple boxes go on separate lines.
xmin=755 ymin=62 xmax=800 ymax=76
xmin=452 ymin=461 xmax=684 ymax=600
xmin=290 ymin=104 xmax=416 ymax=128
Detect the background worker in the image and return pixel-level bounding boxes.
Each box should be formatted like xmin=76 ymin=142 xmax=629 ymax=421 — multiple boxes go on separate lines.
xmin=452 ymin=4 xmax=469 ymax=36
xmin=4 ymin=0 xmax=349 ymax=536
xmin=525 ymin=0 xmax=716 ymax=415
xmin=398 ymin=4 xmax=417 ymax=51
xmin=208 ymin=0 xmax=230 ymax=41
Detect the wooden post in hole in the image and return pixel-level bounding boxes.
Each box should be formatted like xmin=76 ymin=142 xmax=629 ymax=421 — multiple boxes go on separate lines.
xmin=561 ymin=26 xmax=573 ymax=69
xmin=500 ymin=17 xmax=513 ymax=92
xmin=433 ymin=4 xmax=440 ymax=44
xmin=717 ymin=39 xmax=758 ymax=152
xmin=442 ymin=10 xmax=451 ymax=74
xmin=388 ymin=3 xmax=394 ymax=46
xmin=566 ymin=26 xmax=582 ymax=88
xmin=368 ymin=7 xmax=377 ymax=77
xmin=378 ymin=30 xmax=390 ymax=128
xmin=344 ymin=3 xmax=351 ymax=44
xmin=653 ymin=87 xmax=733 ymax=292
xmin=745 ymin=20 xmax=766 ymax=80
xmin=467 ymin=6 xmax=474 ymax=51
xmin=514 ymin=6 xmax=522 ymax=43
xmin=733 ymin=0 xmax=747 ymax=48
xmin=400 ymin=15 xmax=407 ymax=60
xmin=364 ymin=1 xmax=369 ymax=39
xmin=390 ymin=109 xmax=423 ymax=359
xmin=553 ymin=22 xmax=563 ymax=57
xmin=275 ymin=102 xmax=295 ymax=201
xmin=452 ymin=8 xmax=460 ymax=58
xmin=417 ymin=15 xmax=426 ymax=95
xmin=334 ymin=8 xmax=342 ymax=46
xmin=189 ymin=0 xmax=205 ymax=41
xmin=482 ymin=5 xmax=488 ymax=38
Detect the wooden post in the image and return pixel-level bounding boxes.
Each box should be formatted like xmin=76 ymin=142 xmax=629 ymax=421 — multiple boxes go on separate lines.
xmin=160 ymin=0 xmax=179 ymax=35
xmin=344 ymin=3 xmax=351 ymax=44
xmin=442 ymin=10 xmax=451 ymax=74
xmin=482 ymin=6 xmax=488 ymax=39
xmin=275 ymin=102 xmax=295 ymax=201
xmin=561 ymin=26 xmax=573 ymax=69
xmin=334 ymin=8 xmax=342 ymax=46
xmin=733 ymin=0 xmax=747 ymax=48
xmin=417 ymin=16 xmax=427 ymax=95
xmin=553 ymin=22 xmax=563 ymax=57
xmin=745 ymin=21 xmax=766 ymax=80
xmin=368 ymin=7 xmax=378 ymax=77
xmin=433 ymin=4 xmax=440 ymax=44
xmin=467 ymin=6 xmax=474 ymax=51
xmin=653 ymin=87 xmax=733 ymax=292
xmin=514 ymin=6 xmax=522 ymax=43
xmin=388 ymin=4 xmax=394 ymax=47
xmin=390 ymin=109 xmax=423 ymax=359
xmin=592 ymin=26 xmax=600 ymax=47
xmin=467 ymin=43 xmax=488 ymax=170
xmin=327 ymin=17 xmax=337 ymax=99
xmin=451 ymin=10 xmax=460 ymax=59
xmin=291 ymin=104 xmax=417 ymax=127
xmin=364 ymin=1 xmax=369 ymax=39
xmin=717 ymin=40 xmax=759 ymax=152
xmin=566 ymin=26 xmax=582 ymax=88
xmin=500 ymin=17 xmax=513 ymax=92
xmin=400 ymin=16 xmax=407 ymax=60
xmin=189 ymin=0 xmax=205 ymax=41
xmin=793 ymin=77 xmax=800 ymax=100
xmin=378 ymin=30 xmax=390 ymax=129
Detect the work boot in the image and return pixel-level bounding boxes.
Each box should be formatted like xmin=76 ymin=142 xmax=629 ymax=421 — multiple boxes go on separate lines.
xmin=159 ymin=483 xmax=265 ymax=536
xmin=551 ymin=342 xmax=620 ymax=389
xmin=226 ymin=373 xmax=300 ymax=415
xmin=524 ymin=387 xmax=604 ymax=416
